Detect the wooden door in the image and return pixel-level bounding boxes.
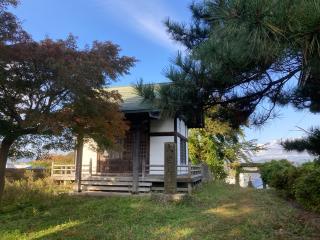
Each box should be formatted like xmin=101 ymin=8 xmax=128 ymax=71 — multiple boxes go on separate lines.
xmin=97 ymin=119 xmax=149 ymax=174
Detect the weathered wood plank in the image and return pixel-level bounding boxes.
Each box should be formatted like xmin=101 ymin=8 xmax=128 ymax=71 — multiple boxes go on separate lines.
xmin=151 ymin=187 xmax=188 ymax=192
xmin=84 ymin=186 xmax=151 ymax=192
xmin=81 ymin=181 xmax=152 ymax=187
xmin=51 ymin=176 xmax=75 ymax=181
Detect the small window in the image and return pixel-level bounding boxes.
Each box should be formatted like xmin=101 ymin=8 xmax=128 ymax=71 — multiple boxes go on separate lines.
xmin=180 ymin=139 xmax=186 ymax=165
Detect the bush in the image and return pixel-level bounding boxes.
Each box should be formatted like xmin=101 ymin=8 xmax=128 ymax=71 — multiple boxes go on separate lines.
xmin=294 ymin=163 xmax=320 ymax=212
xmin=260 ymin=160 xmax=320 ymax=212
xmin=260 ymin=159 xmax=298 ymax=197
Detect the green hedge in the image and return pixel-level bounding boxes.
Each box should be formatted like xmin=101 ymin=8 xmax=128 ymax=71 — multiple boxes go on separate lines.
xmin=294 ymin=163 xmax=320 ymax=212
xmin=260 ymin=160 xmax=320 ymax=212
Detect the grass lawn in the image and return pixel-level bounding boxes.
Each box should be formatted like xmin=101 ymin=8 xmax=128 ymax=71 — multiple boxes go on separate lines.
xmin=0 ymin=181 xmax=319 ymax=240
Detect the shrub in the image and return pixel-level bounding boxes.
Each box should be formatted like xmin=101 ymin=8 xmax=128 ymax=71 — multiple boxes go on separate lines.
xmin=294 ymin=163 xmax=320 ymax=212
xmin=260 ymin=159 xmax=298 ymax=197
xmin=260 ymin=160 xmax=320 ymax=212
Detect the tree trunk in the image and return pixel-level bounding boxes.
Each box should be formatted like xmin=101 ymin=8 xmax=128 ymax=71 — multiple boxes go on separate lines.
xmin=75 ymin=134 xmax=84 ymax=192
xmin=0 ymin=137 xmax=15 ymax=202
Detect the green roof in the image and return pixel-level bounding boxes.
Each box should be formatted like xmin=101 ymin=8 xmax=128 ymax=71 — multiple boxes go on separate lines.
xmin=109 ymin=86 xmax=156 ymax=113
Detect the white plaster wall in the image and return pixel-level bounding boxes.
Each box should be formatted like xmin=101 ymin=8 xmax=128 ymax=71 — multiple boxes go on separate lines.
xmin=182 ymin=119 xmax=186 ymax=137
xmin=150 ymin=118 xmax=174 ymax=132
xmin=177 ymin=136 xmax=188 ymax=175
xmin=149 ymin=136 xmax=174 ymax=174
xmin=185 ymin=125 xmax=188 ymax=164
xmin=177 ymin=136 xmax=189 ymax=175
xmin=177 ymin=118 xmax=187 ymax=138
xmin=177 ymin=137 xmax=181 ymax=165
xmin=82 ymin=141 xmax=97 ymax=174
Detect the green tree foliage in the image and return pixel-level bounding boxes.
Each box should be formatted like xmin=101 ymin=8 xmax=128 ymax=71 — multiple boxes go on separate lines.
xmin=189 ymin=108 xmax=261 ymax=179
xmin=139 ymin=0 xmax=320 ymax=127
xmin=259 ymin=160 xmax=298 ymax=197
xmin=282 ymin=128 xmax=320 ymax=160
xmin=294 ymin=163 xmax=320 ymax=212
xmin=260 ymin=160 xmax=320 ymax=212
xmin=0 ymin=1 xmax=136 ymax=200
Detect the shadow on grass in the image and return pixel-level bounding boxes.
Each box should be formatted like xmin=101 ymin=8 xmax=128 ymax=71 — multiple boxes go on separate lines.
xmin=1 ymin=182 xmax=319 ymax=240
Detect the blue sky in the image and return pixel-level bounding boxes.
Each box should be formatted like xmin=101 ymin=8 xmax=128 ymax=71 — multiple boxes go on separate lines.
xmin=12 ymin=0 xmax=319 ymax=144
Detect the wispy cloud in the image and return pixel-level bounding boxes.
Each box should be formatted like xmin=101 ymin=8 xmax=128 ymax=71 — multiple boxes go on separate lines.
xmin=251 ymin=139 xmax=314 ymax=163
xmin=95 ymin=0 xmax=181 ymax=51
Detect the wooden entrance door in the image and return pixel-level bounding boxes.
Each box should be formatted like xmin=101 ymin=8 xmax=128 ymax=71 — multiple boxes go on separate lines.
xmin=97 ymin=119 xmax=149 ymax=174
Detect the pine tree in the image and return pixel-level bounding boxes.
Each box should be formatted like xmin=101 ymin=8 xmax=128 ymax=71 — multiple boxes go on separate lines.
xmin=138 ymin=0 xmax=320 ymax=127
xmin=282 ymin=128 xmax=320 ymax=161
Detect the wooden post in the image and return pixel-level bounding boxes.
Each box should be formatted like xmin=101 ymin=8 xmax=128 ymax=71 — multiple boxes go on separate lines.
xmin=188 ymin=162 xmax=192 ymax=178
xmin=89 ymin=158 xmax=92 ymax=176
xmin=51 ymin=161 xmax=54 ymax=177
xmin=75 ymin=135 xmax=84 ymax=192
xmin=132 ymin=126 xmax=140 ymax=194
xmin=164 ymin=142 xmax=177 ymax=194
xmin=187 ymin=163 xmax=192 ymax=194
xmin=142 ymin=154 xmax=146 ymax=178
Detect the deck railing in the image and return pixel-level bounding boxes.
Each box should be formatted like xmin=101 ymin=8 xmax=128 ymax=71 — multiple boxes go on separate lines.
xmin=190 ymin=165 xmax=202 ymax=176
xmin=51 ymin=163 xmax=75 ymax=176
xmin=51 ymin=162 xmax=203 ymax=180
xmin=51 ymin=161 xmax=92 ymax=180
xmin=146 ymin=164 xmax=202 ymax=176
xmin=51 ymin=163 xmax=76 ymax=180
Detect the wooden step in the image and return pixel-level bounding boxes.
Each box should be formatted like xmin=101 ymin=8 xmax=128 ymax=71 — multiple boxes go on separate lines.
xmin=73 ymin=191 xmax=151 ymax=197
xmin=82 ymin=176 xmax=134 ymax=181
xmin=82 ymin=176 xmax=161 ymax=182
xmin=81 ymin=181 xmax=152 ymax=187
xmin=74 ymin=191 xmax=132 ymax=197
xmin=83 ymin=185 xmax=151 ymax=192
xmin=151 ymin=187 xmax=188 ymax=192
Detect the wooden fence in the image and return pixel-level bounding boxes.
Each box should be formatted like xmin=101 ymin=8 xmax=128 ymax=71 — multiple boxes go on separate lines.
xmin=51 ymin=161 xmax=93 ymax=181
xmin=146 ymin=164 xmax=202 ymax=176
xmin=51 ymin=163 xmax=76 ymax=181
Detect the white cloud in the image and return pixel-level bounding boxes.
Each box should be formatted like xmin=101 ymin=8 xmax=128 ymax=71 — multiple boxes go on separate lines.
xmin=250 ymin=139 xmax=314 ymax=164
xmin=95 ymin=0 xmax=181 ymax=51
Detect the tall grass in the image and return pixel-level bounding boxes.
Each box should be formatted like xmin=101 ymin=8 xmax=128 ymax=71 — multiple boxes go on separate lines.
xmin=1 ymin=171 xmax=72 ymax=213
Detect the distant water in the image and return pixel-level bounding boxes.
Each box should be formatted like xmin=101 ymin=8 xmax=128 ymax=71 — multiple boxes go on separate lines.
xmin=226 ymin=173 xmax=264 ymax=189
xmin=240 ymin=173 xmax=264 ymax=189
xmin=6 ymin=158 xmax=32 ymax=168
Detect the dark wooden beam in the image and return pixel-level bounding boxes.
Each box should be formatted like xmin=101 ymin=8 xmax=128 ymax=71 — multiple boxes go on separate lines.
xmin=174 ymin=117 xmax=177 ymax=144
xmin=149 ymin=132 xmax=188 ymax=141
xmin=239 ymin=162 xmax=262 ymax=167
xmin=132 ymin=125 xmax=140 ymax=194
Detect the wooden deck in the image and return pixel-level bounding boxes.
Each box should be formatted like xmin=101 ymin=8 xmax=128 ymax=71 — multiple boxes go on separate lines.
xmin=51 ymin=163 xmax=203 ymax=193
